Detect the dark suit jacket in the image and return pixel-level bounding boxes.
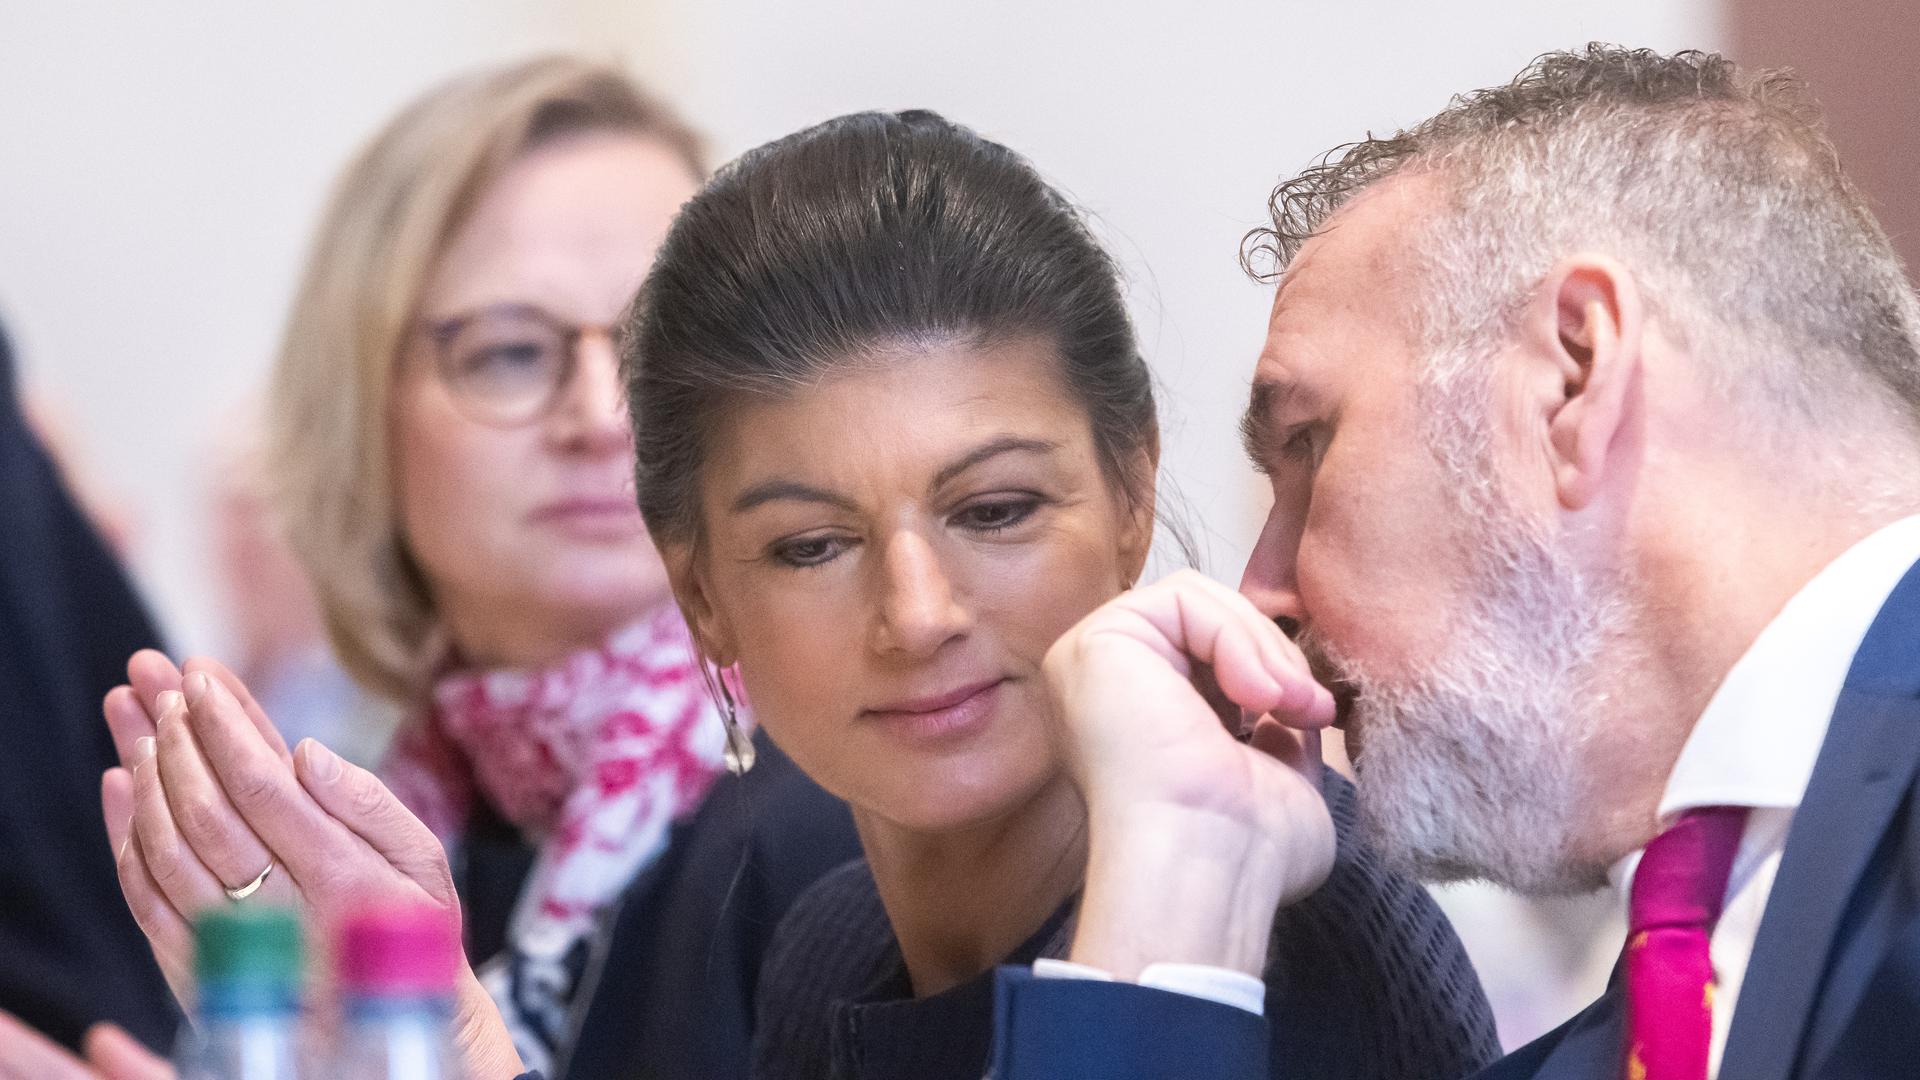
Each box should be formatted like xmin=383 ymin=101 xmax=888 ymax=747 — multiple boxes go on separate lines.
xmin=989 ymin=554 xmax=1920 ymax=1080
xmin=467 ymin=730 xmax=861 ymax=1080
xmin=0 ymin=320 xmax=179 ymax=1050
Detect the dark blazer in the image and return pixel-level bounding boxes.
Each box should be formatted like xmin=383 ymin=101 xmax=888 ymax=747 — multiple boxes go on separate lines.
xmin=989 ymin=554 xmax=1920 ymax=1080
xmin=759 ymin=773 xmax=1499 ymax=1080
xmin=466 ymin=729 xmax=861 ymax=1080
xmin=0 ymin=320 xmax=179 ymax=1050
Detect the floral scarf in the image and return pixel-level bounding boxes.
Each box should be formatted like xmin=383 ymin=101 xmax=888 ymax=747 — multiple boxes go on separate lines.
xmin=381 ymin=604 xmax=734 ymax=1076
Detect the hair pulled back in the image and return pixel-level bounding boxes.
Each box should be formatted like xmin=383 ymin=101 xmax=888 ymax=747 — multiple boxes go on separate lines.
xmin=623 ymin=109 xmax=1156 ymax=546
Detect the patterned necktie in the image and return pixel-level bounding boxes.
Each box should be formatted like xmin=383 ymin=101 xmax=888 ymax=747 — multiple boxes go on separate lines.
xmin=1623 ymin=806 xmax=1750 ymax=1080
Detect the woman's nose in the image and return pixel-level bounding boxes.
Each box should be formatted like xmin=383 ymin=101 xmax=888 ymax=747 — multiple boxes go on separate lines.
xmin=545 ymin=330 xmax=630 ymax=452
xmin=871 ymin=531 xmax=971 ymax=658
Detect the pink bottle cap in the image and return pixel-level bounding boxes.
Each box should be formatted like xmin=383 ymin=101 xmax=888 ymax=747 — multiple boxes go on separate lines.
xmin=336 ymin=904 xmax=460 ymax=998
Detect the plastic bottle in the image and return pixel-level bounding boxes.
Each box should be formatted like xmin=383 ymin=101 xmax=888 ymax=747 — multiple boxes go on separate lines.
xmin=175 ymin=906 xmax=308 ymax=1080
xmin=330 ymin=904 xmax=465 ymax=1080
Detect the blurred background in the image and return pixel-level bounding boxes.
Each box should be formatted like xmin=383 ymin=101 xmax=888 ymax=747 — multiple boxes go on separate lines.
xmin=3 ymin=0 xmax=1914 ymax=1050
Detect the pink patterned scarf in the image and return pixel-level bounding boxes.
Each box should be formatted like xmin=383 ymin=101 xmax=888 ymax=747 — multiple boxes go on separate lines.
xmin=381 ymin=603 xmax=736 ymax=1075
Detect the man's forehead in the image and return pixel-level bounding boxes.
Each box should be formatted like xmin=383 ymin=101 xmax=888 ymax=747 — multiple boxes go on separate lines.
xmin=1256 ymin=175 xmax=1431 ymax=380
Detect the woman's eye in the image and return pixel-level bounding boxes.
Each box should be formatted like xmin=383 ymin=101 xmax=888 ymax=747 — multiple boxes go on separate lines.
xmin=955 ymin=497 xmax=1039 ymax=533
xmin=465 ymin=341 xmax=551 ymax=375
xmin=771 ymin=535 xmax=850 ymax=568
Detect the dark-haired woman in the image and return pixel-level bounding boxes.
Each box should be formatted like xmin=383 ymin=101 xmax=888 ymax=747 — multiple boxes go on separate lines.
xmin=102 ymin=109 xmax=1499 ymax=1080
xmin=621 ymin=110 xmax=1501 ymax=1080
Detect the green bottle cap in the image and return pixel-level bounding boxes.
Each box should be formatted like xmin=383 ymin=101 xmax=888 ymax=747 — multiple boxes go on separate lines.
xmin=193 ymin=906 xmax=302 ymax=1016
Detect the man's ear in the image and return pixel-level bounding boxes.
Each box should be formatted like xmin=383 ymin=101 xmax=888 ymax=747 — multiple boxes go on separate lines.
xmin=663 ymin=541 xmax=736 ymax=665
xmin=1527 ymin=254 xmax=1644 ymax=511
xmin=1117 ymin=434 xmax=1160 ymax=588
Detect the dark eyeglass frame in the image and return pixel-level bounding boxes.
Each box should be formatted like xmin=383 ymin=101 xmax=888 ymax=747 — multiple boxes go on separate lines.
xmin=416 ymin=302 xmax=622 ymax=429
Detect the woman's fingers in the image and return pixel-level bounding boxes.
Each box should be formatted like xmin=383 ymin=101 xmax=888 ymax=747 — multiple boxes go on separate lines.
xmin=180 ymin=673 xmax=357 ymax=890
xmin=1159 ymin=572 xmax=1332 ymax=726
xmin=1249 ymin=716 xmax=1325 ymax=788
xmin=128 ymin=719 xmax=227 ymax=914
xmin=154 ymin=692 xmax=276 ymax=900
xmin=0 ymin=1008 xmax=101 ymax=1080
xmin=102 ymin=766 xmax=134 ymax=862
xmin=111 ymin=818 xmax=194 ymax=994
xmin=107 ymin=771 xmax=197 ymax=1008
xmin=80 ymin=1025 xmax=172 ymax=1080
xmin=295 ymin=739 xmax=458 ymax=906
xmin=126 ymin=651 xmax=184 ymax=718
xmin=102 ymin=687 xmax=156 ymax=770
xmin=1098 ymin=572 xmax=1332 ymax=726
xmin=1166 ymin=571 xmax=1330 ymax=721
xmin=181 ymin=656 xmax=291 ymax=763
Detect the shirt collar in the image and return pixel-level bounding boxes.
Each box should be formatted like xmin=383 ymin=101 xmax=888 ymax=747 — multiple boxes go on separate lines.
xmin=1607 ymin=514 xmax=1920 ymax=893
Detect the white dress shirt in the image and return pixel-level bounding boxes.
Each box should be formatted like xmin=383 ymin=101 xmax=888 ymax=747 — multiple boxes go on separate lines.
xmin=1608 ymin=513 xmax=1920 ymax=1078
xmin=1038 ymin=514 xmax=1920 ymax=1063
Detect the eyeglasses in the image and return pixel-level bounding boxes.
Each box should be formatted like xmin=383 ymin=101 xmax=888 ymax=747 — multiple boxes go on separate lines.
xmin=417 ymin=303 xmax=621 ymax=428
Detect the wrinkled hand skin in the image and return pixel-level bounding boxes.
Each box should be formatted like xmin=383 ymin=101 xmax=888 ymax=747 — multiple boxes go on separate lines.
xmin=97 ymin=651 xmax=527 ymax=1079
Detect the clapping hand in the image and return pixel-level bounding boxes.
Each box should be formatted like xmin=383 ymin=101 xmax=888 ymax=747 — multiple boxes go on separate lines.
xmin=97 ymin=651 xmax=523 ymax=1079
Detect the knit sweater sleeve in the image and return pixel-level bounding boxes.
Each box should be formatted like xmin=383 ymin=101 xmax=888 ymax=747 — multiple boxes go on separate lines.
xmin=1260 ymin=771 xmax=1502 ymax=1079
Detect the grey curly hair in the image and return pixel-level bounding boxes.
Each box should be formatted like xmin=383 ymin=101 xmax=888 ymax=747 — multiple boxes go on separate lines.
xmin=1245 ymin=45 xmax=1920 ymax=464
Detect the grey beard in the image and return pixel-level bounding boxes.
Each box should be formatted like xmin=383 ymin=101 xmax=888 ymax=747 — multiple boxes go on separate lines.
xmin=1302 ymin=512 xmax=1622 ymax=896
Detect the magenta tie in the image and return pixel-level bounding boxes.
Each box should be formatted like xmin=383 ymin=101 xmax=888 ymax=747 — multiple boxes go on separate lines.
xmin=1623 ymin=806 xmax=1750 ymax=1080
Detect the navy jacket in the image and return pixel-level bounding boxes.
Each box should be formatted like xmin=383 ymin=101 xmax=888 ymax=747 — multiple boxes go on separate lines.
xmin=990 ymin=555 xmax=1920 ymax=1080
xmin=0 ymin=320 xmax=179 ymax=1050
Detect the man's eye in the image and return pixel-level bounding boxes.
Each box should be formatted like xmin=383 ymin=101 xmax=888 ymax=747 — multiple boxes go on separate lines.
xmin=771 ymin=535 xmax=851 ymax=568
xmin=955 ymin=498 xmax=1039 ymax=533
xmin=1280 ymin=424 xmax=1327 ymax=468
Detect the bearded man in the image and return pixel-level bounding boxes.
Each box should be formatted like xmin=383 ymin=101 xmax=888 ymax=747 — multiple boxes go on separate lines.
xmin=991 ymin=45 xmax=1920 ymax=1080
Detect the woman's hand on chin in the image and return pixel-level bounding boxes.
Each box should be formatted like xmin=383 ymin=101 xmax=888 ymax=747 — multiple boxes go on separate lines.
xmin=98 ymin=652 xmax=525 ymax=1079
xmin=1042 ymin=569 xmax=1338 ymax=980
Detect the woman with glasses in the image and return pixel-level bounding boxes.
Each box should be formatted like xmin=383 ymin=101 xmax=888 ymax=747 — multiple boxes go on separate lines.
xmin=93 ymin=57 xmax=859 ymax=1080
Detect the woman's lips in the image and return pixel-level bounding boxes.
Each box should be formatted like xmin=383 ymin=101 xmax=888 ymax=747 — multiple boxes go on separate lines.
xmin=862 ymin=678 xmax=1006 ymax=741
xmin=530 ymin=496 xmax=645 ymax=538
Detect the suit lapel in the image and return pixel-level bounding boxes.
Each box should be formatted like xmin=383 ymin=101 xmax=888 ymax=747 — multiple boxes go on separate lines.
xmin=1474 ymin=985 xmax=1624 ymax=1080
xmin=1720 ymin=559 xmax=1920 ymax=1080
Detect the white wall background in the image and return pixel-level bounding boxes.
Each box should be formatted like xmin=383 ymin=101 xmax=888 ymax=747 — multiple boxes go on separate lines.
xmin=3 ymin=0 xmax=1722 ymax=1049
xmin=629 ymin=0 xmax=1725 ymax=582
xmin=0 ymin=0 xmax=655 ymax=652
xmin=2 ymin=0 xmax=1722 ymax=652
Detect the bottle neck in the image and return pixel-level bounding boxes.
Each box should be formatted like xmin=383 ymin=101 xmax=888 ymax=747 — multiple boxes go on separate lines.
xmin=197 ymin=985 xmax=300 ymax=1025
xmin=343 ymin=993 xmax=455 ymax=1024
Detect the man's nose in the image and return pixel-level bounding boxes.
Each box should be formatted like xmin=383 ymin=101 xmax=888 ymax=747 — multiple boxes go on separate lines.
xmin=1239 ymin=510 xmax=1306 ymax=631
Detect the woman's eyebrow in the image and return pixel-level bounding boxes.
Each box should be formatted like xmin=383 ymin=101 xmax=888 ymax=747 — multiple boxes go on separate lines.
xmin=930 ymin=436 xmax=1060 ymax=490
xmin=730 ymin=480 xmax=860 ymax=515
xmin=730 ymin=436 xmax=1060 ymax=514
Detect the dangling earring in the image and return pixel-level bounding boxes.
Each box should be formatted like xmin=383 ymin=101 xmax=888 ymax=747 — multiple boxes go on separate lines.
xmin=715 ymin=666 xmax=756 ymax=776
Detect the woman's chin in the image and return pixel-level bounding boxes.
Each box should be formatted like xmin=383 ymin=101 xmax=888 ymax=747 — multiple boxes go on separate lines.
xmin=530 ymin=564 xmax=676 ymax=620
xmin=863 ymin=759 xmax=1058 ymax=837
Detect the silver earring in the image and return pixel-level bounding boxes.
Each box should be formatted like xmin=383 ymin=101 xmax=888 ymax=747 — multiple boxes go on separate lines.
xmin=716 ymin=668 xmax=756 ymax=776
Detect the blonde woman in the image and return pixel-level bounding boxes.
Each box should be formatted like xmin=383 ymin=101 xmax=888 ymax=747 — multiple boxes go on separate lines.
xmin=93 ymin=57 xmax=858 ymax=1079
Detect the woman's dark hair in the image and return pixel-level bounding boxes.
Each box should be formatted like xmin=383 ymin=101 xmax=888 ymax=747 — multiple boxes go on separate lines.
xmin=622 ymin=109 xmax=1158 ymax=546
